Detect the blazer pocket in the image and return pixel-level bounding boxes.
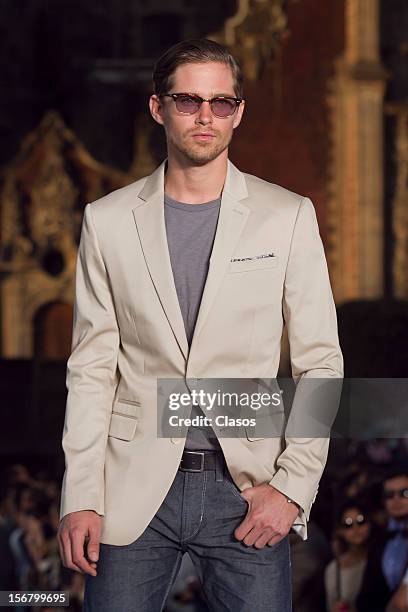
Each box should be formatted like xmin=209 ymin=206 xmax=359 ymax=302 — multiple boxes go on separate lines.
xmin=108 ymin=398 xmax=141 ymax=441
xmin=228 ymin=256 xmax=279 ymax=274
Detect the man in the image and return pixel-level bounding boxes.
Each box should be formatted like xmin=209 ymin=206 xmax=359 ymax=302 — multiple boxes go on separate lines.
xmin=357 ymin=468 xmax=408 ymax=611
xmin=58 ymin=38 xmax=343 ymax=611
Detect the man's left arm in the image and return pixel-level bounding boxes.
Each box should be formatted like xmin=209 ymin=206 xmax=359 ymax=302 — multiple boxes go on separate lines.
xmin=235 ymin=196 xmax=343 ymax=547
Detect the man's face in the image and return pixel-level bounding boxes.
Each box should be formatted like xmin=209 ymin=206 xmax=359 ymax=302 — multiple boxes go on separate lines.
xmin=383 ymin=475 xmax=408 ymax=519
xmin=149 ymin=61 xmax=245 ymax=165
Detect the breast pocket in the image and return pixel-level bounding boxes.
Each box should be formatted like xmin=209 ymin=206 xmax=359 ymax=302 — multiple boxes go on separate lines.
xmin=108 ymin=398 xmax=141 ymax=441
xmin=228 ymin=255 xmax=279 ymax=273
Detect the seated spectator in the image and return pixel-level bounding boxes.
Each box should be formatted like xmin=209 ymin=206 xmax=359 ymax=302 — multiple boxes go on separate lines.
xmin=356 ymin=466 xmax=408 ymax=611
xmin=325 ymin=499 xmax=371 ymax=612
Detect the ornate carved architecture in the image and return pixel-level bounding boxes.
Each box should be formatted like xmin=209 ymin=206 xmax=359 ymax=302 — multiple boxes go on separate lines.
xmin=0 ymin=111 xmax=129 ymax=358
xmin=387 ymin=102 xmax=408 ymax=299
xmin=327 ymin=0 xmax=387 ymax=303
xmin=209 ymin=0 xmax=289 ymax=83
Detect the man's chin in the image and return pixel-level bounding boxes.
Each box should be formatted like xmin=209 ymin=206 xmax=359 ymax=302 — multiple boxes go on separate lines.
xmin=168 ymin=135 xmax=230 ymax=164
xmin=186 ymin=154 xmax=218 ymax=165
xmin=182 ymin=145 xmax=227 ymax=165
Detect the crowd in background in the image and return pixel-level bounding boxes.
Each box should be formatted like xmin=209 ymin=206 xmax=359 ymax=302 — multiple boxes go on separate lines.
xmin=0 ymin=463 xmax=83 ymax=612
xmin=1 ymin=438 xmax=407 ymax=612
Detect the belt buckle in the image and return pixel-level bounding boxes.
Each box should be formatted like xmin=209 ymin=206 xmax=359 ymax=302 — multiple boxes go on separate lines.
xmin=181 ymin=451 xmax=205 ymax=472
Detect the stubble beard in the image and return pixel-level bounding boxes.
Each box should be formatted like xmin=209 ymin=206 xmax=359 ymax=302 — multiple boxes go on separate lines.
xmin=168 ymin=130 xmax=233 ymax=165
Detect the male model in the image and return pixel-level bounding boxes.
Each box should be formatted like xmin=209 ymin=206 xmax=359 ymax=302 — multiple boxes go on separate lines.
xmin=58 ymin=38 xmax=344 ymax=611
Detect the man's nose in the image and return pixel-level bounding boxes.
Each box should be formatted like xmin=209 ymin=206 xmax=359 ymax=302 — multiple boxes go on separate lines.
xmin=195 ymin=100 xmax=213 ymax=124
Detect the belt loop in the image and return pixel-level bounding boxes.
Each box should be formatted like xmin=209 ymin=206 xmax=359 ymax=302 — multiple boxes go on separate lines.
xmin=215 ymin=453 xmax=223 ymax=482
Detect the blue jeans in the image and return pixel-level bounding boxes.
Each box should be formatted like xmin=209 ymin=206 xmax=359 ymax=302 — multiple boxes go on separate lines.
xmin=84 ymin=452 xmax=292 ymax=611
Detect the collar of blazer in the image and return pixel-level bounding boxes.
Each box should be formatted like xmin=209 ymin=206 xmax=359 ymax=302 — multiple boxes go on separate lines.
xmin=131 ymin=158 xmax=251 ymax=362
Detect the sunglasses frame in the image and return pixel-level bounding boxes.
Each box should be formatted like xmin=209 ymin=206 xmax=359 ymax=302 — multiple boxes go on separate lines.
xmin=158 ymin=92 xmax=243 ymax=118
xmin=340 ymin=514 xmax=368 ymax=529
xmin=383 ymin=487 xmax=408 ymax=500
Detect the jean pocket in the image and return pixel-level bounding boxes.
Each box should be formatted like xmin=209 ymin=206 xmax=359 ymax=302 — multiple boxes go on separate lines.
xmin=223 ymin=475 xmax=248 ymax=507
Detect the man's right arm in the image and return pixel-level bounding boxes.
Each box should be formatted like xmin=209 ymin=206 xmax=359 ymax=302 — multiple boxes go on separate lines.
xmin=58 ymin=203 xmax=120 ymax=574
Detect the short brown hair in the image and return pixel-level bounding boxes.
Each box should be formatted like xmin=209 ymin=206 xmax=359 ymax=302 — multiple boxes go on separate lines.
xmin=152 ymin=38 xmax=244 ymax=99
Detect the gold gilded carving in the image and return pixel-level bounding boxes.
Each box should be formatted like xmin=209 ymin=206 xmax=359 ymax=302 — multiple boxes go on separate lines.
xmin=208 ymin=0 xmax=289 ymax=82
xmin=386 ymin=103 xmax=408 ymax=299
xmin=327 ymin=0 xmax=387 ymax=303
xmin=0 ymin=111 xmax=130 ymax=357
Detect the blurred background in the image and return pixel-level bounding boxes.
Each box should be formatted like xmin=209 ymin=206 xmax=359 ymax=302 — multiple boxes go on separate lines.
xmin=0 ymin=0 xmax=407 ymax=610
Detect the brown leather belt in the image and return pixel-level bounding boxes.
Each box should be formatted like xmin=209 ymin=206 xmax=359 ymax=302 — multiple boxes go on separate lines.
xmin=178 ymin=450 xmax=224 ymax=472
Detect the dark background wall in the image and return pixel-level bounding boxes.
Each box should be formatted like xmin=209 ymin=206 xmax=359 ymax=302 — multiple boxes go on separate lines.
xmin=0 ymin=0 xmax=237 ymax=171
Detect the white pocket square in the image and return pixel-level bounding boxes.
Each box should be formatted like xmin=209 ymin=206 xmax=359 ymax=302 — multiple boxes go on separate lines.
xmin=230 ymin=252 xmax=276 ymax=263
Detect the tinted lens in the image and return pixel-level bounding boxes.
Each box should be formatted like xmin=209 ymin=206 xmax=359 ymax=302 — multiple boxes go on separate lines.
xmin=383 ymin=488 xmax=408 ymax=500
xmin=211 ymin=98 xmax=237 ymax=117
xmin=341 ymin=515 xmax=367 ymax=528
xmin=175 ymin=95 xmax=200 ymax=114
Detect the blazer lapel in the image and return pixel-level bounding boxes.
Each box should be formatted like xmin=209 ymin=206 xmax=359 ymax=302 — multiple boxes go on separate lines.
xmin=189 ymin=164 xmax=250 ymax=353
xmin=131 ymin=157 xmax=250 ymax=364
xmin=132 ymin=159 xmax=190 ymax=360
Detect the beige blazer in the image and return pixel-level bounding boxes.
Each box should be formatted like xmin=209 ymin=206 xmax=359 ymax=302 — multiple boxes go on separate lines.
xmin=59 ymin=158 xmax=343 ymax=544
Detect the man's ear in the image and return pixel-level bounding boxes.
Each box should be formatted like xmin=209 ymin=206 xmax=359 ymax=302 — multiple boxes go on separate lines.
xmin=232 ymin=99 xmax=245 ymax=130
xmin=149 ymin=95 xmax=164 ymax=126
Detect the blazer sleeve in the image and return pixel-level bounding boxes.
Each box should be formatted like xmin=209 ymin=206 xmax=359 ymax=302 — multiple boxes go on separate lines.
xmin=269 ymin=196 xmax=344 ymax=530
xmin=59 ymin=203 xmax=120 ymax=521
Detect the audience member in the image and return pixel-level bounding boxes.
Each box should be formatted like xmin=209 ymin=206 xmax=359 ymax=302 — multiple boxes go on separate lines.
xmin=325 ymin=499 xmax=371 ymax=612
xmin=356 ymin=467 xmax=408 ymax=611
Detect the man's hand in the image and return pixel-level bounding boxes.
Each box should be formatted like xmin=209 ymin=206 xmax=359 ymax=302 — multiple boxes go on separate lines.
xmin=234 ymin=484 xmax=300 ymax=549
xmin=57 ymin=510 xmax=102 ymax=576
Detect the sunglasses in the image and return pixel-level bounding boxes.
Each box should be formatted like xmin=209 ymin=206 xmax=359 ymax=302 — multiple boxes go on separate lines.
xmin=340 ymin=514 xmax=368 ymax=529
xmin=383 ymin=487 xmax=408 ymax=500
xmin=158 ymin=92 xmax=243 ymax=118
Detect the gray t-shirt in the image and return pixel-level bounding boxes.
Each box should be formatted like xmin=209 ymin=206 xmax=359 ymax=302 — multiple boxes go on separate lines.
xmin=164 ymin=192 xmax=222 ymax=451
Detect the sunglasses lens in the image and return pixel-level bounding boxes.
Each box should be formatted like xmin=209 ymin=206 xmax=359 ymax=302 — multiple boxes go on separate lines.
xmin=384 ymin=488 xmax=408 ymax=500
xmin=172 ymin=95 xmax=238 ymax=116
xmin=341 ymin=514 xmax=367 ymax=528
xmin=211 ymin=98 xmax=237 ymax=117
xmin=175 ymin=95 xmax=200 ymax=114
